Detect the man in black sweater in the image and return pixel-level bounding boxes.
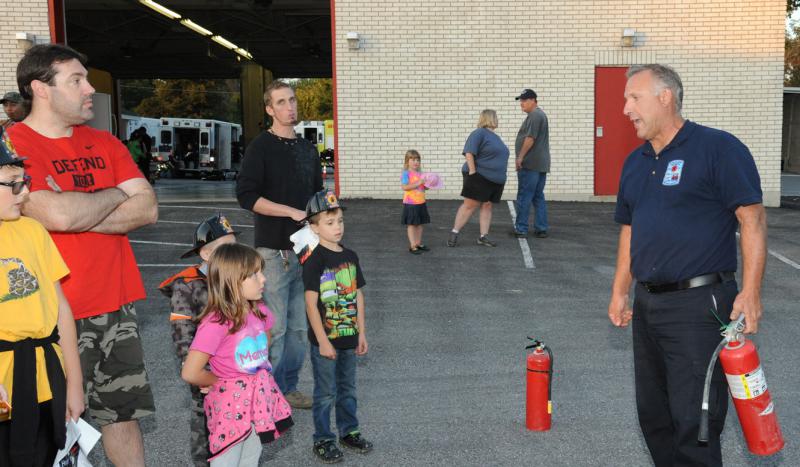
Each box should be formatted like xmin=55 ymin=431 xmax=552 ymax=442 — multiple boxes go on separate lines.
xmin=236 ymin=80 xmax=322 ymax=409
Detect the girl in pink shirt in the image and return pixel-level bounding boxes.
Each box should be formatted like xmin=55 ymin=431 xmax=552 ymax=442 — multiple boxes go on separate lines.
xmin=182 ymin=244 xmax=292 ymax=466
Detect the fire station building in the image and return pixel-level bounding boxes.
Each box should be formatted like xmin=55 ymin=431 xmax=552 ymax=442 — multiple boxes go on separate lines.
xmin=0 ymin=0 xmax=786 ymax=205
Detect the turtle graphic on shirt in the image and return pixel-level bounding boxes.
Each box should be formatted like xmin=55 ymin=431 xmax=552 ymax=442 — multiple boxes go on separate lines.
xmin=0 ymin=258 xmax=39 ymax=303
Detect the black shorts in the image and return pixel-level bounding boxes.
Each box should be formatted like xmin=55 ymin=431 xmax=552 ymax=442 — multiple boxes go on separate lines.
xmin=401 ymin=203 xmax=431 ymax=225
xmin=461 ymin=172 xmax=505 ymax=203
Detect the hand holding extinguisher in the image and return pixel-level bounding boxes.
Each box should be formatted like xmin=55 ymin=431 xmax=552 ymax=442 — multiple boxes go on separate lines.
xmin=698 ymin=314 xmax=784 ymax=456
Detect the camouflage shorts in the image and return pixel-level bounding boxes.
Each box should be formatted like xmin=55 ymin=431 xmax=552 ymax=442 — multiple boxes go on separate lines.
xmin=76 ymin=303 xmax=156 ymax=426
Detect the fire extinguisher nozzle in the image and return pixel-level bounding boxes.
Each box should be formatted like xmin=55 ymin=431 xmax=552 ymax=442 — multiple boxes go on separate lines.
xmin=698 ymin=410 xmax=710 ymax=444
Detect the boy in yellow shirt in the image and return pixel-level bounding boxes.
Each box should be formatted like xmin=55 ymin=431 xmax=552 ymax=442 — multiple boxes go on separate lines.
xmin=0 ymin=126 xmax=84 ymax=466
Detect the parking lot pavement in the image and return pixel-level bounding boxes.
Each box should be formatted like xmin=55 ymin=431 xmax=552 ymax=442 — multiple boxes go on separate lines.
xmin=87 ymin=195 xmax=799 ymax=466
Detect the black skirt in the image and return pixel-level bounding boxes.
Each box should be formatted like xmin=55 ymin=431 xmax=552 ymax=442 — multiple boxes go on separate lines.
xmin=401 ymin=203 xmax=431 ymax=225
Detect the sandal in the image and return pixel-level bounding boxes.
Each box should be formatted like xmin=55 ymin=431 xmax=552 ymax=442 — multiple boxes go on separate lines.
xmin=416 ymin=244 xmax=430 ymax=251
xmin=409 ymin=247 xmax=423 ymax=255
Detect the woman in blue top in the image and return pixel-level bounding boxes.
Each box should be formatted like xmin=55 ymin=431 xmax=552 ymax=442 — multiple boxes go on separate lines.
xmin=447 ymin=109 xmax=510 ymax=247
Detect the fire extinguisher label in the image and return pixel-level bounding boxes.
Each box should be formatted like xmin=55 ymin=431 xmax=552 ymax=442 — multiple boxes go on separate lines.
xmin=725 ymin=366 xmax=768 ymax=400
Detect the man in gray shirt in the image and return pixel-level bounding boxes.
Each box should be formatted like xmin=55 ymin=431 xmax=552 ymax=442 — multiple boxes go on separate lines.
xmin=513 ymin=88 xmax=550 ymax=238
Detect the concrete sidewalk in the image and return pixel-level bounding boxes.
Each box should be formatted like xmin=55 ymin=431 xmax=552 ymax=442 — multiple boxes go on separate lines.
xmin=96 ymin=198 xmax=799 ymax=466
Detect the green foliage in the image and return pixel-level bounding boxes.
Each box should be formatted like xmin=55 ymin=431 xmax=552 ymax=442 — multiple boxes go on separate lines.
xmin=790 ymin=0 xmax=800 ymax=14
xmin=787 ymin=30 xmax=800 ymax=86
xmin=294 ymin=78 xmax=333 ymax=121
xmin=120 ymin=79 xmax=242 ymax=123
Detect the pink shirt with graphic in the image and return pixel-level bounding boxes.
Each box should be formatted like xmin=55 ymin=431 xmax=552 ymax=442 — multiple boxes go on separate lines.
xmin=190 ymin=303 xmax=274 ymax=378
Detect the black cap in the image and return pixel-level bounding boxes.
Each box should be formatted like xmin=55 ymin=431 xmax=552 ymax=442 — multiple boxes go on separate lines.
xmin=180 ymin=214 xmax=239 ymax=259
xmin=303 ymin=190 xmax=345 ymax=222
xmin=0 ymin=126 xmax=26 ymax=167
xmin=515 ymin=89 xmax=538 ymax=101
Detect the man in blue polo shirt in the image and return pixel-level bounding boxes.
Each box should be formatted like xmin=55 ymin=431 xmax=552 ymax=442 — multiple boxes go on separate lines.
xmin=607 ymin=64 xmax=767 ymax=466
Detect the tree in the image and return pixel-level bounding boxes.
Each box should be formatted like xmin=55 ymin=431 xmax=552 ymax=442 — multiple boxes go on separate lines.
xmin=788 ymin=3 xmax=800 ymax=85
xmin=294 ymin=78 xmax=333 ymax=121
xmin=787 ymin=28 xmax=800 ymax=85
xmin=124 ymin=79 xmax=241 ymax=123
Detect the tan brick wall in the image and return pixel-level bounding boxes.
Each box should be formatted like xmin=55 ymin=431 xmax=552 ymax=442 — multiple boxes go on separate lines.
xmin=334 ymin=0 xmax=785 ymax=206
xmin=0 ymin=0 xmax=50 ymax=119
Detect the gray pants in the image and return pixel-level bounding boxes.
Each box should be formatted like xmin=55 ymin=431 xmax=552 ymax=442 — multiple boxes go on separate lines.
xmin=209 ymin=425 xmax=261 ymax=467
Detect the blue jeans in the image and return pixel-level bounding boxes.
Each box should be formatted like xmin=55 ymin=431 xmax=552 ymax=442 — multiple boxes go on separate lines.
xmin=309 ymin=345 xmax=359 ymax=442
xmin=515 ymin=170 xmax=548 ymax=234
xmin=258 ymin=248 xmax=308 ymax=394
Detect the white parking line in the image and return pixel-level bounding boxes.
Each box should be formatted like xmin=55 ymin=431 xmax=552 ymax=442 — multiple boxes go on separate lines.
xmin=768 ymin=249 xmax=800 ymax=270
xmin=158 ymin=220 xmax=254 ymax=228
xmin=506 ymin=200 xmax=535 ymax=269
xmin=158 ymin=205 xmax=244 ymax=211
xmin=130 ymin=239 xmax=193 ymax=247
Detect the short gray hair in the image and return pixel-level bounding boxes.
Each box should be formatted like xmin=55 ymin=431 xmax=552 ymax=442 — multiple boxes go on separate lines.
xmin=627 ymin=64 xmax=683 ymax=114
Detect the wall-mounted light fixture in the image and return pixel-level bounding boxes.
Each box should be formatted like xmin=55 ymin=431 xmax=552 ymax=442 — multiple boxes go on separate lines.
xmin=622 ymin=28 xmax=636 ymax=47
xmin=347 ymin=32 xmax=360 ymax=50
xmin=15 ymin=32 xmax=35 ymax=50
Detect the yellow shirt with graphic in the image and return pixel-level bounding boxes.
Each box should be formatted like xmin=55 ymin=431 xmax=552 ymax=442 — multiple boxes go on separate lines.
xmin=0 ymin=216 xmax=69 ymax=420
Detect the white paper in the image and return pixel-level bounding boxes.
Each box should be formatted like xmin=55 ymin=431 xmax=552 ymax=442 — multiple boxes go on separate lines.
xmin=289 ymin=224 xmax=319 ymax=264
xmin=52 ymin=418 xmax=101 ymax=467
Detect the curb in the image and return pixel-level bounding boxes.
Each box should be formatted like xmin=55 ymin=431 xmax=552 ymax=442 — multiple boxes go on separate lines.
xmin=780 ymin=196 xmax=800 ymax=210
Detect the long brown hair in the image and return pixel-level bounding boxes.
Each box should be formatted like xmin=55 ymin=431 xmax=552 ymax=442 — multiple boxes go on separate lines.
xmin=197 ymin=243 xmax=266 ymax=333
xmin=403 ymin=149 xmax=421 ymax=170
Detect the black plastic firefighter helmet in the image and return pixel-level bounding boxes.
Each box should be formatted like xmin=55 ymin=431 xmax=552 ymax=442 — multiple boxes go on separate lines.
xmin=303 ymin=189 xmax=345 ymax=222
xmin=180 ymin=214 xmax=239 ymax=259
xmin=0 ymin=126 xmax=26 ymax=167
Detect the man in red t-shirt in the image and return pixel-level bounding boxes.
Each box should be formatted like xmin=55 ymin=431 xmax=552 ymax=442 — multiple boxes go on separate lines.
xmin=10 ymin=44 xmax=157 ymax=467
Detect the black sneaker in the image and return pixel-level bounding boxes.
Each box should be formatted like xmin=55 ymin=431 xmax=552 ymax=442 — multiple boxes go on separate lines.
xmin=511 ymin=229 xmax=527 ymax=238
xmin=477 ymin=235 xmax=497 ymax=247
xmin=533 ymin=230 xmax=549 ymax=238
xmin=313 ymin=439 xmax=344 ymax=464
xmin=447 ymin=231 xmax=459 ymax=247
xmin=339 ymin=431 xmax=373 ymax=454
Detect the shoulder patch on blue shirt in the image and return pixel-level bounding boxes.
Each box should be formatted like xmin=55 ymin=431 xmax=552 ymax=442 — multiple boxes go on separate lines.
xmin=662 ymin=160 xmax=684 ymax=186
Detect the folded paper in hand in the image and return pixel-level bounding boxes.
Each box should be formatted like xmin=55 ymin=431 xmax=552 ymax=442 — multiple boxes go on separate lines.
xmin=290 ymin=224 xmax=319 ymax=265
xmin=53 ymin=418 xmax=101 ymax=467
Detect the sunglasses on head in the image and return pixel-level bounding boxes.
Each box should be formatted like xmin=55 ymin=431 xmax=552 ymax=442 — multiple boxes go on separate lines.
xmin=0 ymin=175 xmax=31 ymax=195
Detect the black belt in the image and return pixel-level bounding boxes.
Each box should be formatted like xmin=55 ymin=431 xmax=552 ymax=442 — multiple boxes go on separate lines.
xmin=640 ymin=272 xmax=735 ymax=294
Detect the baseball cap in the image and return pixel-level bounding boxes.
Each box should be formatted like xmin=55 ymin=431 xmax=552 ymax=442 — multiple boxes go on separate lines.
xmin=0 ymin=92 xmax=22 ymax=104
xmin=0 ymin=126 xmax=26 ymax=167
xmin=515 ymin=89 xmax=538 ymax=101
xmin=180 ymin=214 xmax=239 ymax=259
xmin=303 ymin=189 xmax=345 ymax=222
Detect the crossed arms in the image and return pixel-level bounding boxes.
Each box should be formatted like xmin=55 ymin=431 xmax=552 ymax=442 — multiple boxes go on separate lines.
xmin=22 ymin=176 xmax=158 ymax=234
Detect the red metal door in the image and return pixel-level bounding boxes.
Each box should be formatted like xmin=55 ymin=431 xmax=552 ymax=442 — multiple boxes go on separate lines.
xmin=594 ymin=67 xmax=641 ymax=195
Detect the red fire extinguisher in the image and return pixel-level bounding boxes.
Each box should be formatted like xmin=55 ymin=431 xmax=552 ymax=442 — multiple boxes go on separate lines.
xmin=526 ymin=337 xmax=553 ymax=431
xmin=699 ymin=315 xmax=784 ymax=456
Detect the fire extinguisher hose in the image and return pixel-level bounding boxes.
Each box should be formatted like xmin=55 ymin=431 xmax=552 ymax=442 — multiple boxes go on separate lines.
xmin=698 ymin=338 xmax=727 ymax=444
xmin=698 ymin=314 xmax=745 ymax=444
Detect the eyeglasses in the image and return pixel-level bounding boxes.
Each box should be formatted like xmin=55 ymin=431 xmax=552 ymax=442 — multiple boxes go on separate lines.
xmin=0 ymin=175 xmax=31 ymax=195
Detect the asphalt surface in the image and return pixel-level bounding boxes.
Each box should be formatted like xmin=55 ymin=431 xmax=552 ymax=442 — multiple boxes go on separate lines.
xmin=85 ymin=179 xmax=799 ymax=466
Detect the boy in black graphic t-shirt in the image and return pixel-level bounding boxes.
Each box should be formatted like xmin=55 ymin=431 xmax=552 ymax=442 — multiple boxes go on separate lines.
xmin=301 ymin=190 xmax=373 ymax=463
